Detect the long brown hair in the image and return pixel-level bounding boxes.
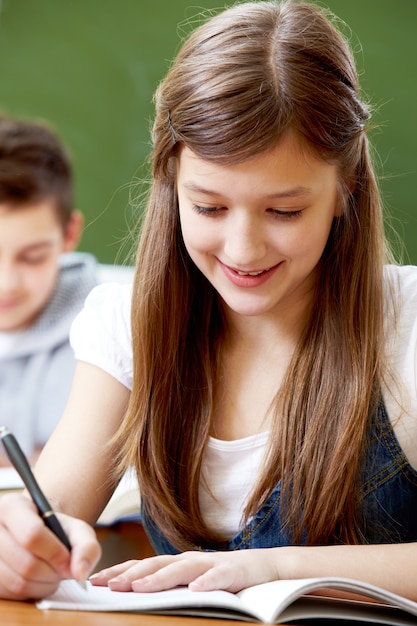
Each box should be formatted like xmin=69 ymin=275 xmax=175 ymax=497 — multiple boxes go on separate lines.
xmin=114 ymin=0 xmax=390 ymax=549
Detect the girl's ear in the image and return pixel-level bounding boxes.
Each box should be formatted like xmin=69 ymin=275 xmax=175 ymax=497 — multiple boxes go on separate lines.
xmin=62 ymin=210 xmax=84 ymax=252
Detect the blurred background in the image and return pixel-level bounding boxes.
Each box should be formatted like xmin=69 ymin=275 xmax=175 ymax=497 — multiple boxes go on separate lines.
xmin=0 ymin=0 xmax=415 ymax=264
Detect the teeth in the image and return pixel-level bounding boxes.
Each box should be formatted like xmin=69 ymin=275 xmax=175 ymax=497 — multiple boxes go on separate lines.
xmin=236 ymin=269 xmax=266 ymax=276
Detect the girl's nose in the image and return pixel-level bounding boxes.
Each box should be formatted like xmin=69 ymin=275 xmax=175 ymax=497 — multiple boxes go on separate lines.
xmin=223 ymin=215 xmax=267 ymax=268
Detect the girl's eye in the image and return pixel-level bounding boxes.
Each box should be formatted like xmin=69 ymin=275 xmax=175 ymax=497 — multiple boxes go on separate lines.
xmin=190 ymin=205 xmax=304 ymax=219
xmin=269 ymin=209 xmax=304 ymax=220
xmin=192 ymin=204 xmax=225 ymax=216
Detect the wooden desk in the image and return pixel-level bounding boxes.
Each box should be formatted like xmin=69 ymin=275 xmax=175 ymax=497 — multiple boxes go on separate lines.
xmin=0 ymin=599 xmax=273 ymax=625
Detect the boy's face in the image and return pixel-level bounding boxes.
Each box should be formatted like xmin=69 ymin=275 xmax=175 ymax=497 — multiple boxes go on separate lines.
xmin=0 ymin=200 xmax=81 ymax=331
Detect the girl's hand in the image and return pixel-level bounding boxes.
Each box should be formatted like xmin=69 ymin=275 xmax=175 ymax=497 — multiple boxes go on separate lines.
xmin=0 ymin=493 xmax=101 ymax=600
xmin=90 ymin=548 xmax=280 ymax=594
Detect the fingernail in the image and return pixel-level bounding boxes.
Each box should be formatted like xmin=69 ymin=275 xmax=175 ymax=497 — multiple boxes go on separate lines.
xmin=76 ymin=579 xmax=88 ymax=590
xmin=77 ymin=559 xmax=92 ymax=581
xmin=132 ymin=577 xmax=150 ymax=589
xmin=109 ymin=576 xmax=125 ymax=584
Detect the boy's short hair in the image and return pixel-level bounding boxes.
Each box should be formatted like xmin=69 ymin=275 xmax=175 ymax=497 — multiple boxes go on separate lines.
xmin=0 ymin=116 xmax=73 ymax=229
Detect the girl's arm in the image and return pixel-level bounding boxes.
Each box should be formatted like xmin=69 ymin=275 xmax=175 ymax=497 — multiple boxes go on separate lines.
xmin=90 ymin=541 xmax=417 ymax=602
xmin=0 ymin=361 xmax=130 ymax=600
xmin=34 ymin=361 xmax=131 ymax=522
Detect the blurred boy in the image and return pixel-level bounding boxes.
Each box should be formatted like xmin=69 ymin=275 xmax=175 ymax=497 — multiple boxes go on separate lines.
xmin=0 ymin=116 xmax=98 ymax=463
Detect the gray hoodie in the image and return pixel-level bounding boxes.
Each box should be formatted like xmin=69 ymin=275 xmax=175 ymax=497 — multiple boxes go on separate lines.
xmin=0 ymin=252 xmax=98 ymax=455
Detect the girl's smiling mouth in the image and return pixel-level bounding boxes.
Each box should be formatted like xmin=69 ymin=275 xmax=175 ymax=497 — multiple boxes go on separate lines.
xmin=218 ymin=260 xmax=282 ymax=287
xmin=235 ymin=268 xmax=269 ymax=276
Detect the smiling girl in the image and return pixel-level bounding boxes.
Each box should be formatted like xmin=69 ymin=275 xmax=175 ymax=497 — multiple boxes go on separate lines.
xmin=0 ymin=0 xmax=416 ymax=603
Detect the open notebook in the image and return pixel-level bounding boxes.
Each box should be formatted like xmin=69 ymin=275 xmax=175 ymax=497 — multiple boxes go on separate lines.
xmin=38 ymin=576 xmax=417 ymax=624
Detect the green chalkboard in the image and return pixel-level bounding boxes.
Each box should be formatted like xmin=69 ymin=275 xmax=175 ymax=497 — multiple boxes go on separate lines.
xmin=1 ymin=0 xmax=416 ymax=263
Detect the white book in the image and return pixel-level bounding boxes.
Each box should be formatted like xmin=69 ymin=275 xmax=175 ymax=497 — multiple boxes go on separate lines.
xmin=96 ymin=469 xmax=141 ymax=525
xmin=0 ymin=466 xmax=23 ymax=491
xmin=37 ymin=576 xmax=417 ymax=624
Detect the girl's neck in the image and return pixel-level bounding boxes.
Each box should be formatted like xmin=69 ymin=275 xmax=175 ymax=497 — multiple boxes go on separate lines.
xmin=210 ymin=288 xmax=314 ymax=441
xmin=225 ymin=293 xmax=311 ymax=351
xmin=212 ymin=308 xmax=309 ymax=442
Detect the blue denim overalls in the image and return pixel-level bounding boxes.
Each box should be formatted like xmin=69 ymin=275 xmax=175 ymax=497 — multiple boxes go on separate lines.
xmin=141 ymin=400 xmax=417 ymax=554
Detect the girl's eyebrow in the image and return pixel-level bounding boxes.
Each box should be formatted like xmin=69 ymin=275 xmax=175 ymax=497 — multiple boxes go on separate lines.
xmin=182 ymin=181 xmax=312 ymax=199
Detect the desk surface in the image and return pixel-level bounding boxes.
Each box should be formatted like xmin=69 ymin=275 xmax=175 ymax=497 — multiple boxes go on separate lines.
xmin=0 ymin=598 xmax=290 ymax=625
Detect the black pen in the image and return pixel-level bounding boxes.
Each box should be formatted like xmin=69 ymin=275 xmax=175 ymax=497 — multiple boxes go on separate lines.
xmin=0 ymin=427 xmax=88 ymax=590
xmin=0 ymin=426 xmax=71 ymax=550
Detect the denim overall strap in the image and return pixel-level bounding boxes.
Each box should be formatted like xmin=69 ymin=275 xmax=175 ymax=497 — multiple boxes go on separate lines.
xmin=360 ymin=399 xmax=417 ymax=543
xmin=142 ymin=399 xmax=417 ymax=554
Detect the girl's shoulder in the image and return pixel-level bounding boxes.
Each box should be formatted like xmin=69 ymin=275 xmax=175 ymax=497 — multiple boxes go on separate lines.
xmin=73 ymin=281 xmax=133 ymax=341
xmin=70 ymin=282 xmax=133 ymax=389
xmin=384 ymin=264 xmax=417 ymax=305
xmin=384 ymin=262 xmax=417 ymax=282
xmin=382 ymin=264 xmax=417 ymax=368
xmin=81 ymin=281 xmax=132 ymax=321
xmin=382 ymin=266 xmax=417 ymax=466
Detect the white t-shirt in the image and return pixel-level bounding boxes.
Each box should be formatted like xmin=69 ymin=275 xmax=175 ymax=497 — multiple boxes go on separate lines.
xmin=70 ymin=282 xmax=134 ymax=390
xmin=70 ymin=265 xmax=417 ymax=538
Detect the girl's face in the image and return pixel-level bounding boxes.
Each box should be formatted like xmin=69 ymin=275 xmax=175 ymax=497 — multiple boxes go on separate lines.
xmin=177 ymin=133 xmax=340 ymax=321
